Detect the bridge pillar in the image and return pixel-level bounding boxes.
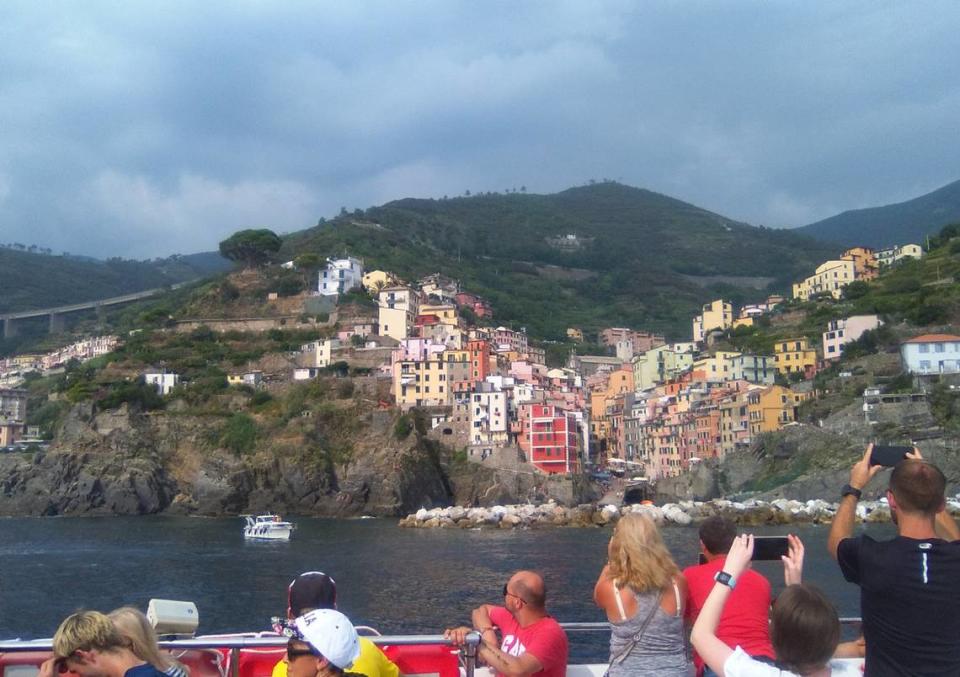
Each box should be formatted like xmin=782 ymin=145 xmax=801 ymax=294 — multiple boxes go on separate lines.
xmin=49 ymin=312 xmax=66 ymax=334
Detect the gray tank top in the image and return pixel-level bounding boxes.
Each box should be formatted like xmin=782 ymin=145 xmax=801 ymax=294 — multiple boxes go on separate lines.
xmin=607 ymin=580 xmax=693 ymax=677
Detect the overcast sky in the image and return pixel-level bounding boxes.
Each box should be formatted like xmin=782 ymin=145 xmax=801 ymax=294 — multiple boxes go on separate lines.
xmin=1 ymin=1 xmax=958 ymax=259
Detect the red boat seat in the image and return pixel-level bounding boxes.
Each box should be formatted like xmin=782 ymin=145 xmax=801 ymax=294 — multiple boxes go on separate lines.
xmin=381 ymin=644 xmax=460 ymax=677
xmin=0 ymin=651 xmax=52 ymax=677
xmin=233 ymin=648 xmax=285 ymax=677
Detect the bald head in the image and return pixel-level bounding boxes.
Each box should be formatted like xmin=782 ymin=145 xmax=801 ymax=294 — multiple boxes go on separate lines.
xmin=510 ymin=570 xmax=546 ymax=609
xmin=890 ymin=459 xmax=946 ymax=515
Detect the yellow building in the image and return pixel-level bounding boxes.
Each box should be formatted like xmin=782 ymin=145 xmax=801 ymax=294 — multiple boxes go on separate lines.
xmin=692 ymin=351 xmax=743 ymax=382
xmin=566 ymin=328 xmax=584 ymax=343
xmin=419 ymin=303 xmax=459 ymax=327
xmin=747 ymin=385 xmax=808 ymax=434
xmin=362 ymin=270 xmax=397 ymax=293
xmin=774 ymin=338 xmax=817 ymax=375
xmin=732 ymin=317 xmax=755 ymax=329
xmin=393 ymin=356 xmax=450 ymax=409
xmin=692 ymin=299 xmax=733 ymax=342
xmin=378 ymin=285 xmax=420 ymax=341
xmin=792 ymin=258 xmax=856 ymax=301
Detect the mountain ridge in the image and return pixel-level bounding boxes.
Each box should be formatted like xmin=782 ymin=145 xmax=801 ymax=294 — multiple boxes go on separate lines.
xmin=794 ymin=178 xmax=960 ymax=247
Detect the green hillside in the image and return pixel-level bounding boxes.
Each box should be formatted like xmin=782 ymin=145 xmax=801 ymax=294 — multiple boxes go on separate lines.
xmin=283 ymin=182 xmax=839 ymax=339
xmin=795 ymin=178 xmax=960 ymax=248
xmin=0 ymin=248 xmax=232 ymax=314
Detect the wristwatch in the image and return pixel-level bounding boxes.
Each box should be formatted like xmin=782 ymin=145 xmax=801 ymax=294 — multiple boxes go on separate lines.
xmin=841 ymin=484 xmax=862 ymax=500
xmin=714 ymin=571 xmax=736 ymax=590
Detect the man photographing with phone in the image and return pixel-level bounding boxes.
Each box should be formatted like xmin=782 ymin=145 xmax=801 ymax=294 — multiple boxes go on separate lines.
xmin=828 ymin=444 xmax=960 ymax=676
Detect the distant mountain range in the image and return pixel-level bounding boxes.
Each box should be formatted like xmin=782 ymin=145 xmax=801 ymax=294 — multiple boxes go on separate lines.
xmin=0 ymin=248 xmax=232 ymax=315
xmin=283 ymin=182 xmax=838 ymax=339
xmin=795 ymin=178 xmax=960 ymax=248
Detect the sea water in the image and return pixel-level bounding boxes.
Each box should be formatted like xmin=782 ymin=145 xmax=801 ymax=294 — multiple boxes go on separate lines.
xmin=0 ymin=516 xmax=893 ymax=660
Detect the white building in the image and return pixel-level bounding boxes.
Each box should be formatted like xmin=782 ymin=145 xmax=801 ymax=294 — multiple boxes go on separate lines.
xmin=823 ymin=315 xmax=883 ymax=361
xmin=294 ymin=367 xmax=320 ymax=380
xmin=319 ymin=257 xmax=363 ymax=296
xmin=470 ymin=387 xmax=509 ymax=445
xmin=876 ymin=244 xmax=923 ymax=268
xmin=900 ymin=334 xmax=960 ymax=375
xmin=144 ymin=371 xmax=180 ymax=395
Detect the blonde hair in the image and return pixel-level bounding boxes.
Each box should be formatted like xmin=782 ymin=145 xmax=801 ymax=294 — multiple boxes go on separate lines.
xmin=607 ymin=513 xmax=679 ymax=594
xmin=53 ymin=611 xmax=128 ymax=659
xmin=109 ymin=607 xmax=184 ymax=674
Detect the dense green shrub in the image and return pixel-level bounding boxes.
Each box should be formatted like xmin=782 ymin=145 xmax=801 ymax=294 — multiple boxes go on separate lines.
xmin=220 ymin=413 xmax=257 ymax=455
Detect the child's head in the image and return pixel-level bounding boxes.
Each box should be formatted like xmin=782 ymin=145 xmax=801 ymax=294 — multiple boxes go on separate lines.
xmin=770 ymin=584 xmax=840 ymax=674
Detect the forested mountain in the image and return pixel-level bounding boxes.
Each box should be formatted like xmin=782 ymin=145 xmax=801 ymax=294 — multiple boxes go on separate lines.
xmin=283 ymin=182 xmax=839 ymax=339
xmin=0 ymin=248 xmax=232 ymax=314
xmin=795 ymin=178 xmax=960 ymax=248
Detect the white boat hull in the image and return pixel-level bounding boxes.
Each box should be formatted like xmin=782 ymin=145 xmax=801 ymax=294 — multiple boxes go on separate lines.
xmin=244 ymin=525 xmax=292 ymax=540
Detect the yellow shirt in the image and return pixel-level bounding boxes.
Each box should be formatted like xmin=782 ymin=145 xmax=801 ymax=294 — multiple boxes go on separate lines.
xmin=272 ymin=636 xmax=400 ymax=677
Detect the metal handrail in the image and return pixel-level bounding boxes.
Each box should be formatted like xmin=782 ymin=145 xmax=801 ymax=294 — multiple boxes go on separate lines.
xmin=0 ymin=618 xmax=864 ymax=651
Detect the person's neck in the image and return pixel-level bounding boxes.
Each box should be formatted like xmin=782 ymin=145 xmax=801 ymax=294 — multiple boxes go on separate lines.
xmin=704 ymin=552 xmax=724 ymax=563
xmin=515 ymin=607 xmax=549 ymax=628
xmin=897 ymin=512 xmax=938 ymax=540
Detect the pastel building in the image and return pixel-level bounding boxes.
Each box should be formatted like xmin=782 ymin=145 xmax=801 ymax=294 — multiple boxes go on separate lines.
xmin=393 ymin=355 xmax=450 ymax=409
xmin=319 ymin=257 xmax=363 ymax=296
xmin=774 ymin=338 xmax=818 ymax=376
xmin=470 ymin=385 xmax=509 ymax=445
xmin=792 ymin=258 xmax=857 ymax=301
xmin=823 ymin=315 xmax=882 ymax=361
xmin=692 ymin=300 xmax=733 ymax=343
xmin=748 ymin=385 xmax=809 ymax=434
xmin=632 ymin=345 xmax=695 ymax=390
xmin=737 ymin=354 xmax=776 ymax=385
xmin=876 ymin=244 xmax=923 ymax=268
xmin=378 ymin=285 xmax=420 ymax=341
xmin=900 ymin=334 xmax=960 ymax=375
xmin=361 ymin=270 xmax=397 ymax=293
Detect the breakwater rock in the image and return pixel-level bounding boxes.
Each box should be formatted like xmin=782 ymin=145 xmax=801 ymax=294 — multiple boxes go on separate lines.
xmin=398 ymin=496 xmax=960 ymax=529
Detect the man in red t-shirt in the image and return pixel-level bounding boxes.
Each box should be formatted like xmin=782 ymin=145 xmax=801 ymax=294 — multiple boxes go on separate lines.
xmin=683 ymin=516 xmax=775 ymax=677
xmin=444 ymin=570 xmax=568 ymax=677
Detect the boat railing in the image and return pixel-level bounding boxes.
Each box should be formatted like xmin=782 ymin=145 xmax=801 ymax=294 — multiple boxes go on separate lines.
xmin=0 ymin=619 xmax=864 ymax=677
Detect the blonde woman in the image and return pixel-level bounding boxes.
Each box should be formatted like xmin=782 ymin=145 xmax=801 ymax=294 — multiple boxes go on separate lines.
xmin=109 ymin=608 xmax=189 ymax=677
xmin=594 ymin=513 xmax=693 ymax=676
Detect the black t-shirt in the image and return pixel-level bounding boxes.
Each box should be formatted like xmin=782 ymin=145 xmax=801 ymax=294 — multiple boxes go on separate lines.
xmin=838 ymin=534 xmax=960 ymax=676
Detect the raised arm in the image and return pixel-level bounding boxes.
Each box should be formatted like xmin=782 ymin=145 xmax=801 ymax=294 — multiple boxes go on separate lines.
xmin=691 ymin=534 xmax=754 ymax=677
xmin=782 ymin=534 xmax=805 ymax=586
xmin=828 ymin=446 xmax=880 ymax=559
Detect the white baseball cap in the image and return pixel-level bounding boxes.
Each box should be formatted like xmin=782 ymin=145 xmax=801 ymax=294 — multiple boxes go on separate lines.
xmin=293 ymin=608 xmax=361 ymax=669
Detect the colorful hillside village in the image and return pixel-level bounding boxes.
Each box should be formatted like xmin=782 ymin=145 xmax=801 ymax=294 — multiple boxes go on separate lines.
xmin=1 ymin=242 xmax=945 ymax=476
xmin=286 ymin=245 xmax=936 ymax=482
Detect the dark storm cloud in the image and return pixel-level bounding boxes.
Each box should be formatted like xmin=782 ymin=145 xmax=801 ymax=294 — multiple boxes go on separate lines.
xmin=0 ymin=1 xmax=957 ymax=258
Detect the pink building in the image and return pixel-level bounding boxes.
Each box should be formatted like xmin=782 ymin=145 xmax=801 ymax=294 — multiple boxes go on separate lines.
xmin=823 ymin=315 xmax=882 ymax=361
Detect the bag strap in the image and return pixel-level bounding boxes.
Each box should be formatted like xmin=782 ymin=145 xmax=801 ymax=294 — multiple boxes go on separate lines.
xmin=608 ymin=588 xmax=663 ymax=668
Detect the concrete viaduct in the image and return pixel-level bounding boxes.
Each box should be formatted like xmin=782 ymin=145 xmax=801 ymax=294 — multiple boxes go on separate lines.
xmin=1 ymin=288 xmax=167 ymax=338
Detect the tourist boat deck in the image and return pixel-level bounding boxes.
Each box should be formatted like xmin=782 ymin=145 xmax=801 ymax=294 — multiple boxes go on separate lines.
xmin=0 ymin=621 xmax=866 ymax=677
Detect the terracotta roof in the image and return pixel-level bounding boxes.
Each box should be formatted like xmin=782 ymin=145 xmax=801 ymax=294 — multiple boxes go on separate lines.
xmin=903 ymin=334 xmax=960 ymax=343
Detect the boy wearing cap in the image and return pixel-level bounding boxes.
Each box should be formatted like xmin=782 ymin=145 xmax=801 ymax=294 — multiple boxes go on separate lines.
xmin=285 ymin=609 xmax=362 ymax=677
xmin=272 ymin=572 xmax=399 ymax=677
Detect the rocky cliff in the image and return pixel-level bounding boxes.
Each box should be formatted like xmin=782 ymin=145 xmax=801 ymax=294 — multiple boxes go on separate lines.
xmin=0 ymin=397 xmax=585 ymax=517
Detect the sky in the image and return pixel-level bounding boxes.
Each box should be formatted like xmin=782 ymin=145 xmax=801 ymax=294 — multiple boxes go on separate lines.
xmin=1 ymin=1 xmax=958 ymax=259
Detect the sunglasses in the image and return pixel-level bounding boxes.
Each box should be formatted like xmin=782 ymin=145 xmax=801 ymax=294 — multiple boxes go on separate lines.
xmin=502 ymin=584 xmax=526 ymax=604
xmin=286 ymin=640 xmax=320 ymax=662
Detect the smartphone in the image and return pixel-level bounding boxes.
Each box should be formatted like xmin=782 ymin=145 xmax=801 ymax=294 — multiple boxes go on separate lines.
xmin=870 ymin=445 xmax=912 ymax=467
xmin=751 ymin=536 xmax=790 ymax=561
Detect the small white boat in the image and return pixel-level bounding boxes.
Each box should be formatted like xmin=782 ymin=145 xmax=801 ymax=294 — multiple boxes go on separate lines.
xmin=243 ymin=514 xmax=294 ymax=540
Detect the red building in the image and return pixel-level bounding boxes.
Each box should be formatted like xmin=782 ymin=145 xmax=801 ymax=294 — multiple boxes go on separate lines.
xmin=517 ymin=403 xmax=580 ymax=475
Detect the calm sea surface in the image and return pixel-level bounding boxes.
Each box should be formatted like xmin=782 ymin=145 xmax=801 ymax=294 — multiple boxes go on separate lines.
xmin=0 ymin=517 xmax=893 ymax=661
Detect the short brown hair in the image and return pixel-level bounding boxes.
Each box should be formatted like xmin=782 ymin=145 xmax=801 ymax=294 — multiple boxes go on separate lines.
xmin=890 ymin=459 xmax=946 ymax=515
xmin=699 ymin=516 xmax=737 ymax=555
xmin=53 ymin=611 xmax=129 ymax=658
xmin=770 ymin=585 xmax=840 ymax=673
